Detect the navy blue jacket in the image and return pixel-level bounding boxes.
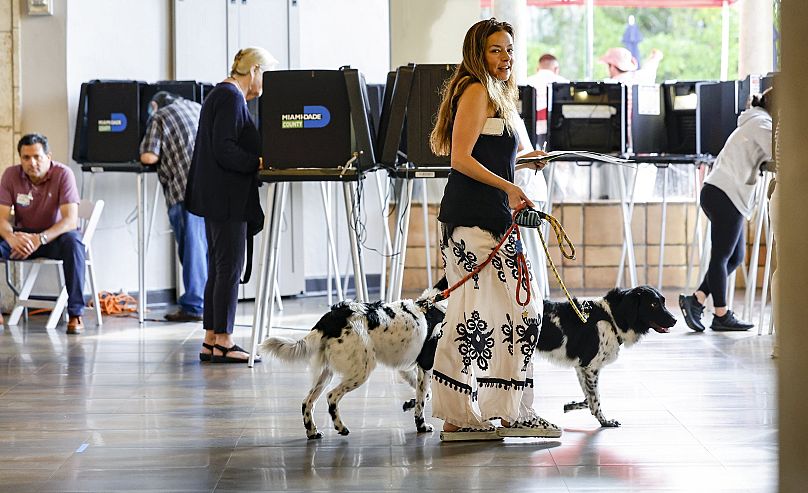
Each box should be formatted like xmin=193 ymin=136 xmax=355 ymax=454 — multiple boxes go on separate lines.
xmin=185 ymin=82 xmax=262 ymax=226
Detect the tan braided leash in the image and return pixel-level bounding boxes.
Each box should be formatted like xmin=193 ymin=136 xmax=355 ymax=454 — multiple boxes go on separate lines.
xmin=532 ymin=210 xmax=589 ymax=323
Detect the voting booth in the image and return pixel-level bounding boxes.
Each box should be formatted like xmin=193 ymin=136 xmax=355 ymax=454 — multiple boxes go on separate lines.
xmin=248 ymin=67 xmax=379 ymax=366
xmin=73 ymin=80 xmax=145 ymax=164
xmin=547 ymin=82 xmax=627 ymax=155
xmin=73 ymin=79 xmax=205 ymax=165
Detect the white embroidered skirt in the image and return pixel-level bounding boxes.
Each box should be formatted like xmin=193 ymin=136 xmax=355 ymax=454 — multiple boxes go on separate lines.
xmin=432 ymin=225 xmax=543 ymax=429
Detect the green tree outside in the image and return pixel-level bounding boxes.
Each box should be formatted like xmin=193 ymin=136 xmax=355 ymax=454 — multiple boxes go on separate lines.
xmin=525 ymin=5 xmax=741 ymax=82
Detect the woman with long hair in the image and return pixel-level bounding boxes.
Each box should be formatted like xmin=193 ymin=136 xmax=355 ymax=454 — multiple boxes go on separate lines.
xmin=430 ymin=19 xmax=560 ymax=441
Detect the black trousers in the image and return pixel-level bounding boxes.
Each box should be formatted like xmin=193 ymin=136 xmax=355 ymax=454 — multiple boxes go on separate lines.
xmin=0 ymin=230 xmax=86 ymax=317
xmin=203 ymin=219 xmax=246 ymax=334
xmin=697 ymin=184 xmax=745 ymax=308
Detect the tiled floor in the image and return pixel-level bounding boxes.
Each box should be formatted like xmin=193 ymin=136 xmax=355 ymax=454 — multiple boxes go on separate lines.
xmin=0 ymin=290 xmax=777 ymax=492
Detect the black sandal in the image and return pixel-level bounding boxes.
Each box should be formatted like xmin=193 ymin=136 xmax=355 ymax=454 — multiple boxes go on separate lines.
xmin=199 ymin=342 xmax=215 ymax=362
xmin=211 ymin=344 xmax=261 ymax=364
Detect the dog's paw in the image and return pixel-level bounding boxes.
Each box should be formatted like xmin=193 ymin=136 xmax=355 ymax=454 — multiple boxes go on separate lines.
xmin=563 ymin=400 xmax=588 ymax=413
xmin=337 ymin=427 xmax=350 ymax=436
xmin=403 ymin=399 xmax=416 ymax=412
xmin=307 ymin=431 xmax=323 ymax=440
xmin=417 ymin=423 xmax=434 ymax=433
xmin=599 ymin=419 xmax=621 ymax=428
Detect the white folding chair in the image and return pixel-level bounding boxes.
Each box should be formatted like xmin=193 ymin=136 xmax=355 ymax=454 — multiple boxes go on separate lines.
xmin=5 ymin=199 xmax=105 ymax=329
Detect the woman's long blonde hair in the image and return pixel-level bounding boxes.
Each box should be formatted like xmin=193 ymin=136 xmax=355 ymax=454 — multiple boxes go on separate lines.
xmin=230 ymin=47 xmax=279 ymax=77
xmin=429 ymin=18 xmax=520 ymax=156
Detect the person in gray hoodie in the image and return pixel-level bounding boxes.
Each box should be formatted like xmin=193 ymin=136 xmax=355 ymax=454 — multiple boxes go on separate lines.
xmin=679 ymin=87 xmax=773 ymax=332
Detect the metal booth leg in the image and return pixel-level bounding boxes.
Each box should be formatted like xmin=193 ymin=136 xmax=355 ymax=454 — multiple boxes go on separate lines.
xmin=145 ymin=179 xmax=160 ymax=254
xmin=540 ymin=166 xmax=557 ymax=298
xmin=386 ymin=178 xmax=403 ymax=303
xmin=687 ymin=164 xmax=705 ymax=290
xmin=420 ymin=179 xmax=433 ymax=287
xmin=616 ymin=165 xmax=639 ymax=288
xmin=743 ymin=176 xmax=769 ymax=320
xmin=320 ymin=182 xmax=344 ymax=305
xmin=758 ymin=201 xmax=774 ymax=334
xmin=136 ymin=173 xmax=147 ymax=325
xmin=389 ymin=177 xmax=414 ymax=302
xmin=657 ymin=164 xmax=670 ymax=290
xmin=342 ymin=181 xmax=368 ymax=302
xmin=374 ymin=173 xmax=393 ymax=302
xmin=248 ymin=182 xmax=287 ymax=368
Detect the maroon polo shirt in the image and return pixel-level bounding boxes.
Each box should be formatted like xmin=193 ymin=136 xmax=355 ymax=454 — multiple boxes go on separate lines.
xmin=0 ymin=161 xmax=80 ymax=232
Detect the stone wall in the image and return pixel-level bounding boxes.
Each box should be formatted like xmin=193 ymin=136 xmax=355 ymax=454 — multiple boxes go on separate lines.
xmin=399 ymin=201 xmax=771 ymax=295
xmin=0 ymin=0 xmax=19 ymax=312
xmin=0 ymin=0 xmax=21 ymax=172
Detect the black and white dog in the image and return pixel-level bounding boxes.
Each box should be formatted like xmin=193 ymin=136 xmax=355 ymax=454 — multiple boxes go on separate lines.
xmin=259 ymin=279 xmax=448 ymax=439
xmin=538 ymin=285 xmax=677 ymax=427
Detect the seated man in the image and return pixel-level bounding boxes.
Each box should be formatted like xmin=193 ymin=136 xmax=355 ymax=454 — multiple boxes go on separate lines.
xmin=140 ymin=91 xmax=207 ymax=322
xmin=0 ymin=133 xmax=86 ymax=334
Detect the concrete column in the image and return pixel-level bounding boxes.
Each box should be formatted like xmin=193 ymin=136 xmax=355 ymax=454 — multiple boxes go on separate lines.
xmin=389 ymin=0 xmax=479 ymax=68
xmin=0 ymin=0 xmax=20 ymax=313
xmin=0 ymin=0 xmax=20 ymax=172
xmin=492 ymin=0 xmax=528 ymax=83
xmin=738 ymin=0 xmax=774 ymax=78
xmin=778 ymin=1 xmax=808 ymax=491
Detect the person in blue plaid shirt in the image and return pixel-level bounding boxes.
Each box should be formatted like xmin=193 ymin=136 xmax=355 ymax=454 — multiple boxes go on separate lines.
xmin=140 ymin=91 xmax=207 ymax=322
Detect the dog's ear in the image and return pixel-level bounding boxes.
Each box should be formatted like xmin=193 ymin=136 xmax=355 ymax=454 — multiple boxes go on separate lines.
xmin=434 ymin=276 xmax=448 ymax=292
xmin=616 ymin=290 xmax=641 ymax=330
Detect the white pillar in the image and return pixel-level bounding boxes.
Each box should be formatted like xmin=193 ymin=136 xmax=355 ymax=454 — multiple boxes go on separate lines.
xmin=585 ymin=0 xmax=594 ymax=80
xmin=738 ymin=0 xmax=774 ymax=78
xmin=492 ymin=0 xmax=528 ymax=83
xmin=389 ymin=0 xmax=479 ymax=68
xmin=779 ymin=1 xmax=808 ymax=489
xmin=720 ymin=0 xmax=729 ymax=80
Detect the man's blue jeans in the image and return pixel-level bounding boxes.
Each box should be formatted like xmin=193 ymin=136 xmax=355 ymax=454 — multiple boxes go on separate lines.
xmin=167 ymin=203 xmax=208 ymax=316
xmin=0 ymin=230 xmax=86 ymax=317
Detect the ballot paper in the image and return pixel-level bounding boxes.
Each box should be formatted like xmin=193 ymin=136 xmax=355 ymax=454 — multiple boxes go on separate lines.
xmin=516 ymin=150 xmax=633 ymax=166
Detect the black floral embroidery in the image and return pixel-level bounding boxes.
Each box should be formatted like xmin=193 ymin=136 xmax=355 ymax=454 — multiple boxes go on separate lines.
xmin=515 ymin=312 xmax=540 ymax=371
xmin=502 ymin=235 xmax=520 ymax=280
xmin=455 ymin=311 xmax=494 ymax=373
xmin=491 ymin=255 xmax=507 ymax=283
xmin=501 ymin=313 xmax=515 ymax=355
xmin=525 ymin=258 xmax=535 ymax=282
xmin=440 ymin=238 xmax=448 ymax=271
xmin=452 ymin=239 xmax=480 ymax=289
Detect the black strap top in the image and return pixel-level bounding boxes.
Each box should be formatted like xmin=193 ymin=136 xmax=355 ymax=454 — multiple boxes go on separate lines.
xmin=438 ymin=118 xmax=517 ymax=237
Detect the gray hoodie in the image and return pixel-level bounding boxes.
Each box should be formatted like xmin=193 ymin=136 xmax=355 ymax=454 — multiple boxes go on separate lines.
xmin=703 ymin=106 xmax=772 ymax=219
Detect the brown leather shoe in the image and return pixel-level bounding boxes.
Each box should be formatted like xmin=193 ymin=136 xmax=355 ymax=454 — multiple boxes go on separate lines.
xmin=164 ymin=310 xmax=203 ymax=322
xmin=67 ymin=316 xmax=84 ymax=335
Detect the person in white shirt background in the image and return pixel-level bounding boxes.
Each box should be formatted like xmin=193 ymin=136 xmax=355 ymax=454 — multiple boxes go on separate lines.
xmin=679 ymin=87 xmax=773 ymax=333
xmin=525 ymin=53 xmax=569 ymax=147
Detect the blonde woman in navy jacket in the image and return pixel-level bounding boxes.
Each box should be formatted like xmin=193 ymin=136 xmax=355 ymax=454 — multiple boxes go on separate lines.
xmin=186 ymin=47 xmax=277 ymax=364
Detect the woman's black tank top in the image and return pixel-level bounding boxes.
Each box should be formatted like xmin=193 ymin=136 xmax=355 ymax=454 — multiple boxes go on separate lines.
xmin=438 ymin=118 xmax=517 ymax=237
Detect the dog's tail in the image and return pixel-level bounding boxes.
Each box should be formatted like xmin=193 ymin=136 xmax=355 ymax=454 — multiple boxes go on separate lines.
xmin=259 ymin=331 xmax=321 ymax=362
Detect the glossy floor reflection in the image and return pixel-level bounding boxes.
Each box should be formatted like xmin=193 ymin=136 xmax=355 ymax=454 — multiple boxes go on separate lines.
xmin=0 ymin=290 xmax=777 ymax=492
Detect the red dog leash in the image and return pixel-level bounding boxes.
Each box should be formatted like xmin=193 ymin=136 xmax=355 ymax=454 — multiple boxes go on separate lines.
xmin=435 ymin=204 xmax=532 ymax=309
xmin=435 ymin=204 xmax=587 ymax=322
